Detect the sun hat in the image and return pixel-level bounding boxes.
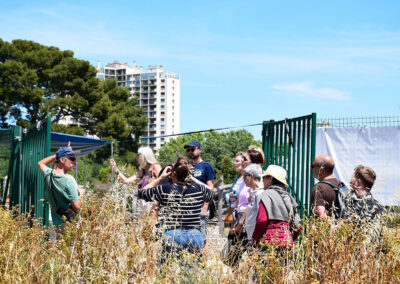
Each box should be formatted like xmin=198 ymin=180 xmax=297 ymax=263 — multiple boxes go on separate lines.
xmin=263 ymin=165 xmax=288 ymax=187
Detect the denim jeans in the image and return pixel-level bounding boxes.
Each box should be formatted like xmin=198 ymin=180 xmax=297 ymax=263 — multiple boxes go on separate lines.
xmin=162 ymin=228 xmax=204 ymax=263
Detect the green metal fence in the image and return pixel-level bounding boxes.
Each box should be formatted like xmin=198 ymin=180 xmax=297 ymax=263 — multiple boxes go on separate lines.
xmin=4 ymin=126 xmax=22 ymax=208
xmin=1 ymin=117 xmax=51 ymax=226
xmin=262 ymin=113 xmax=317 ymax=217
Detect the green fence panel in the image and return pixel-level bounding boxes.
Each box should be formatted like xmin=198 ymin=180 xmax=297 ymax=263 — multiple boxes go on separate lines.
xmin=20 ymin=117 xmax=51 ymax=226
xmin=9 ymin=126 xmax=22 ymax=209
xmin=3 ymin=118 xmax=51 ymax=226
xmin=262 ymin=113 xmax=317 ymax=217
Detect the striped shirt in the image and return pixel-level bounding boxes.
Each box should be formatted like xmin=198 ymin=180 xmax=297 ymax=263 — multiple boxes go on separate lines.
xmin=138 ymin=183 xmax=214 ymax=232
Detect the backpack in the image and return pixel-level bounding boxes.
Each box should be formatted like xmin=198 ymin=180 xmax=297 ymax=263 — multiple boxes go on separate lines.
xmin=319 ymin=180 xmax=349 ymax=219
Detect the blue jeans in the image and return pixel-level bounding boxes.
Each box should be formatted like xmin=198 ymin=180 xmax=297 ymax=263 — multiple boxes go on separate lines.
xmin=162 ymin=229 xmax=204 ymax=260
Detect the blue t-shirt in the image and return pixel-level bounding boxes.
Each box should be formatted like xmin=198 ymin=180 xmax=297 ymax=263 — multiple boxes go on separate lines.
xmin=192 ymin=161 xmax=216 ymax=185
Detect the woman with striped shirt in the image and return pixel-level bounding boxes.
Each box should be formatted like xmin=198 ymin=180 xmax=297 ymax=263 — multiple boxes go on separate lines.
xmin=138 ymin=157 xmax=214 ymax=257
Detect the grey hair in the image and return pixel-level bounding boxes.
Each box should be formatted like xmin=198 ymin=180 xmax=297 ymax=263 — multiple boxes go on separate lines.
xmin=244 ymin=163 xmax=263 ymax=180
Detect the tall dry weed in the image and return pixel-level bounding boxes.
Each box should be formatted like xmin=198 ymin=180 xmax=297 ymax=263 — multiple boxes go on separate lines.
xmin=0 ymin=183 xmax=399 ymax=283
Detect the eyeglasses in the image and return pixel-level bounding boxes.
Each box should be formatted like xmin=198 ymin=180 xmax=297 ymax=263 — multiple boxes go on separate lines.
xmin=65 ymin=156 xmax=77 ymax=162
xmin=186 ymin=148 xmax=197 ymax=153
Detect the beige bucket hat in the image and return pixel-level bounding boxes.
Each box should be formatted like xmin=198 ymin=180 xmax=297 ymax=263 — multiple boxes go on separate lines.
xmin=263 ymin=165 xmax=288 ymax=187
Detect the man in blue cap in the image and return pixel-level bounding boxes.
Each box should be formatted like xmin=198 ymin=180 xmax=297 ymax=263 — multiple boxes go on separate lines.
xmin=184 ymin=140 xmax=216 ymax=253
xmin=38 ymin=143 xmax=85 ymax=230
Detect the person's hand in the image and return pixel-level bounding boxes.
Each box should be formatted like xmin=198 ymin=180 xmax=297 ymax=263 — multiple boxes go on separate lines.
xmin=160 ymin=166 xmax=172 ymax=180
xmin=67 ymin=141 xmax=72 ymax=150
xmin=110 ymin=159 xmax=118 ymax=173
xmin=78 ymin=187 xmax=86 ymax=198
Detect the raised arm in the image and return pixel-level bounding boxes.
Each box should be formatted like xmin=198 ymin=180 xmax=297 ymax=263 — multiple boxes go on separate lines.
xmin=38 ymin=155 xmax=56 ymax=172
xmin=110 ymin=159 xmax=138 ymax=184
xmin=143 ymin=166 xmax=172 ymax=190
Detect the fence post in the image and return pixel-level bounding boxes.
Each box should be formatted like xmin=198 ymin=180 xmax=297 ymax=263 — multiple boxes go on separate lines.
xmin=218 ymin=182 xmax=225 ymax=237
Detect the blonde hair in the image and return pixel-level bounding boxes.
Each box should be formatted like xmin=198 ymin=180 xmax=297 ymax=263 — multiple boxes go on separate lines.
xmin=354 ymin=165 xmax=376 ymax=191
xmin=235 ymin=152 xmax=246 ymax=159
xmin=137 ymin=146 xmax=158 ymax=169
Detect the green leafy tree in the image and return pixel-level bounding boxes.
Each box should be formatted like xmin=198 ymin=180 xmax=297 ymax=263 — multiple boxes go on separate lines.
xmin=157 ymin=129 xmax=261 ymax=183
xmin=0 ymin=39 xmax=147 ymax=165
xmin=0 ymin=39 xmax=101 ymax=128
xmin=93 ymin=79 xmax=147 ymax=164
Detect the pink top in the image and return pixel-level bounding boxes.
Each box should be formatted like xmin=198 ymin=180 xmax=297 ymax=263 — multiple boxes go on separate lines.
xmin=252 ymin=202 xmax=302 ymax=247
xmin=236 ymin=181 xmax=252 ymax=213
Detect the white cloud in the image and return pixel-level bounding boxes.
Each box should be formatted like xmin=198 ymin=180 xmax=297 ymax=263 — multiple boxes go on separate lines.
xmin=272 ymin=82 xmax=350 ymax=100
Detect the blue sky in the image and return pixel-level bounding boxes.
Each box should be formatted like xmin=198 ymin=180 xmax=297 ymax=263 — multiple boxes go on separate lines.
xmin=1 ymin=0 xmax=399 ymax=140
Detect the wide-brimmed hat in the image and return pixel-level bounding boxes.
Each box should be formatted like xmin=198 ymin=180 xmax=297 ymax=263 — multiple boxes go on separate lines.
xmin=263 ymin=165 xmax=288 ymax=187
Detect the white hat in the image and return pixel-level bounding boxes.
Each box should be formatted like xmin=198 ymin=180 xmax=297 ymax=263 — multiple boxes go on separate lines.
xmin=263 ymin=165 xmax=288 ymax=187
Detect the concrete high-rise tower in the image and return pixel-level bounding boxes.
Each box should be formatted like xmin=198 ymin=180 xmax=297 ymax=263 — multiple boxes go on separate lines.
xmin=97 ymin=61 xmax=180 ymax=149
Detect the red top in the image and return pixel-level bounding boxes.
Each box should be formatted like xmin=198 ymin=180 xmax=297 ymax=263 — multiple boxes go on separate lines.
xmin=252 ymin=202 xmax=302 ymax=247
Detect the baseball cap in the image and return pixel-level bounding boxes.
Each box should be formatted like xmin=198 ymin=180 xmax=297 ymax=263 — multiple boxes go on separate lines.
xmin=56 ymin=147 xmax=80 ymax=160
xmin=184 ymin=140 xmax=202 ymax=149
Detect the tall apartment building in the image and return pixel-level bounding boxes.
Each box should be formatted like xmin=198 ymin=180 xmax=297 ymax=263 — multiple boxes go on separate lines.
xmin=96 ymin=61 xmax=180 ymax=149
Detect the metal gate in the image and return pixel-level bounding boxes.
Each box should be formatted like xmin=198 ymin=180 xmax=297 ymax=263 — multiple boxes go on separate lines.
xmin=1 ymin=117 xmax=51 ymax=226
xmin=262 ymin=113 xmax=317 ymax=216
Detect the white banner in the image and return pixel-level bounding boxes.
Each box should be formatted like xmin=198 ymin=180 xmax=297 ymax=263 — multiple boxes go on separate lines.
xmin=316 ymin=126 xmax=400 ymax=205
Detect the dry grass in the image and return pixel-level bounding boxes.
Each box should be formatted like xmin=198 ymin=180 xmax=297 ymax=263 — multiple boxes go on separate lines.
xmin=1 ymin=184 xmax=400 ymax=283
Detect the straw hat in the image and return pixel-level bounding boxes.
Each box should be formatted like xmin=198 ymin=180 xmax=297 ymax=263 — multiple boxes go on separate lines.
xmin=263 ymin=165 xmax=288 ymax=187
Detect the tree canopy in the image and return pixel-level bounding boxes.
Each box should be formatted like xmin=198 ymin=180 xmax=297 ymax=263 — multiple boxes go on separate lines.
xmin=157 ymin=129 xmax=261 ymax=183
xmin=0 ymin=39 xmax=147 ymax=164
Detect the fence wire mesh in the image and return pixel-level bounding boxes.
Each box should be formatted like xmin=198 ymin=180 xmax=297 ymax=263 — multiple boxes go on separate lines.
xmin=318 ymin=116 xmax=400 ymax=128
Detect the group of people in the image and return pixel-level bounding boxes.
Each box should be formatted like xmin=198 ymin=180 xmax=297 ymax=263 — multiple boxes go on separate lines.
xmin=310 ymin=155 xmax=383 ymax=241
xmin=38 ymin=140 xmax=384 ymax=265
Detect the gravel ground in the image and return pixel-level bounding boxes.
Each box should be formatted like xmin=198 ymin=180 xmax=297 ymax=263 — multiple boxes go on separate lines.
xmin=207 ymin=220 xmax=228 ymax=254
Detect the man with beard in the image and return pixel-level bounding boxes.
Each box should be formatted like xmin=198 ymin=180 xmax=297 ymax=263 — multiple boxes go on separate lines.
xmin=184 ymin=140 xmax=216 ymax=252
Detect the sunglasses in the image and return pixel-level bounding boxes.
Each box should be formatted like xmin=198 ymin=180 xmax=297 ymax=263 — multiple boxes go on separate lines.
xmin=186 ymin=148 xmax=197 ymax=153
xmin=65 ymin=156 xmax=77 ymax=162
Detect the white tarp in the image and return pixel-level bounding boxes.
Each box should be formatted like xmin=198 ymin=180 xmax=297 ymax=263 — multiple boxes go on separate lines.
xmin=316 ymin=126 xmax=400 ymax=205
